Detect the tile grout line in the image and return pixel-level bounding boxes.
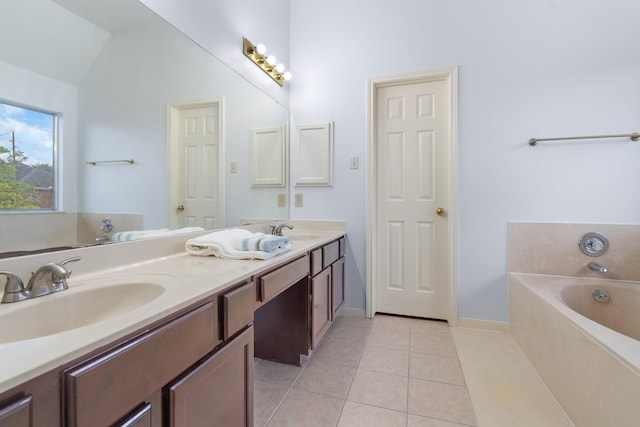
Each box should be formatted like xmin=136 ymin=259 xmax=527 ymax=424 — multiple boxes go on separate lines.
xmin=333 ymin=316 xmax=374 ymax=426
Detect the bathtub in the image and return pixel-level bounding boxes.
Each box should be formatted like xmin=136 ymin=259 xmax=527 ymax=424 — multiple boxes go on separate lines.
xmin=510 ymin=274 xmax=640 ymax=427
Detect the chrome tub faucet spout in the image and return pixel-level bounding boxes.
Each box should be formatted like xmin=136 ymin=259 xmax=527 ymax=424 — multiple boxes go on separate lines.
xmin=588 ymin=261 xmax=607 ymax=274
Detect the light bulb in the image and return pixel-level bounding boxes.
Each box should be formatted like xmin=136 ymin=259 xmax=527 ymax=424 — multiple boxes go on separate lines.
xmin=266 ymin=55 xmax=277 ymax=66
xmin=283 ymin=71 xmax=292 ymax=81
xmin=275 ymin=63 xmax=285 ymax=73
xmin=256 ymin=44 xmax=266 ymax=55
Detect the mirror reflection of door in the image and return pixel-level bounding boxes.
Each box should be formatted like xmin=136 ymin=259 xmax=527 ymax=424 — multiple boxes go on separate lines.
xmin=169 ymin=101 xmax=224 ymax=230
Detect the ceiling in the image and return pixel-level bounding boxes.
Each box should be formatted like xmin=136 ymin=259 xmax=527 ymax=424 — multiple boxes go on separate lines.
xmin=0 ymin=0 xmax=162 ymax=85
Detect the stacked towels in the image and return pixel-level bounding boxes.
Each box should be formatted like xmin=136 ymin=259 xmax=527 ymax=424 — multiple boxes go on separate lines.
xmin=237 ymin=233 xmax=289 ymax=252
xmin=185 ymin=228 xmax=291 ymax=260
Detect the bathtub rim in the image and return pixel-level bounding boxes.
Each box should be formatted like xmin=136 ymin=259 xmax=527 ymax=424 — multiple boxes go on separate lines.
xmin=509 ymin=272 xmax=640 ymax=375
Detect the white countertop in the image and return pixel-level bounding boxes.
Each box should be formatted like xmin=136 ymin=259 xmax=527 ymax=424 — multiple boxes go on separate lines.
xmin=0 ymin=221 xmax=346 ymax=392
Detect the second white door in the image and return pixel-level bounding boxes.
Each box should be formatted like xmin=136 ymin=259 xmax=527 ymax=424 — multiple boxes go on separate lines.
xmin=375 ymin=78 xmax=451 ymax=319
xmin=175 ymin=104 xmax=222 ymax=229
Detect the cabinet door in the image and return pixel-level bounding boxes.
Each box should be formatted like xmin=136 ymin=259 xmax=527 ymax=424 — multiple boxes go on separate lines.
xmin=115 ymin=403 xmax=152 ymax=427
xmin=312 ymin=268 xmax=332 ymax=348
xmin=167 ymin=326 xmax=254 ymax=427
xmin=331 ymin=257 xmax=345 ymax=319
xmin=0 ymin=395 xmax=31 ymax=427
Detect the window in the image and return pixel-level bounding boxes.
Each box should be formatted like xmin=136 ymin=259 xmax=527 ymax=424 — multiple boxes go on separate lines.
xmin=0 ymin=101 xmax=57 ymax=210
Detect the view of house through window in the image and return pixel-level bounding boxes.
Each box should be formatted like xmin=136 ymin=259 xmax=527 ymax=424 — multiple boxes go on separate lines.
xmin=0 ymin=101 xmax=56 ymax=210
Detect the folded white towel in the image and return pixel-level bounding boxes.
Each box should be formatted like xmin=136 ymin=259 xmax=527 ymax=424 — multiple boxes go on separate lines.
xmin=185 ymin=228 xmax=292 ymax=260
xmin=112 ymin=227 xmax=204 ymax=242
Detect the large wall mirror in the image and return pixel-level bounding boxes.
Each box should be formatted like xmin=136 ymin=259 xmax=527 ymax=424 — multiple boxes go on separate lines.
xmin=0 ymin=0 xmax=289 ymax=257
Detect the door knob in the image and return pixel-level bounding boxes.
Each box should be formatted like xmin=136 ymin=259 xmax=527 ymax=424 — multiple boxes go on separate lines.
xmin=436 ymin=207 xmax=446 ymax=216
xmin=177 ymin=204 xmax=185 ymax=211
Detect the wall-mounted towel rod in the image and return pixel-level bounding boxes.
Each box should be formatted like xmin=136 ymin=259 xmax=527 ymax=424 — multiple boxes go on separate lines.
xmin=85 ymin=159 xmax=135 ymax=166
xmin=528 ymin=132 xmax=639 ymax=146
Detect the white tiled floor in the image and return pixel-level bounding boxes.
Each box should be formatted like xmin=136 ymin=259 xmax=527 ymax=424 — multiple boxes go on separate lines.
xmin=254 ymin=312 xmax=574 ymax=427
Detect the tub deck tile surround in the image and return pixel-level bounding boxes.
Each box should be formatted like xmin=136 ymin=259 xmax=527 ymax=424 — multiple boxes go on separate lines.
xmin=508 ymin=222 xmax=640 ymax=427
xmin=508 ymin=222 xmax=640 ymax=280
xmin=510 ymin=274 xmax=640 ymax=427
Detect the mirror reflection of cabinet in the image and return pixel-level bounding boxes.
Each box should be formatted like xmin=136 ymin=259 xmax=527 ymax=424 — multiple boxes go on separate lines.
xmin=250 ymin=126 xmax=287 ymax=187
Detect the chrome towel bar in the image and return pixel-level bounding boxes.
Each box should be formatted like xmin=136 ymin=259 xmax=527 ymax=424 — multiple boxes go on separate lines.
xmin=86 ymin=159 xmax=135 ymax=166
xmin=528 ymin=132 xmax=639 ymax=146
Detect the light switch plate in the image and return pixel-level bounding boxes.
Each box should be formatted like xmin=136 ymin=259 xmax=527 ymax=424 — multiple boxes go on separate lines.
xmin=295 ymin=193 xmax=303 ymax=207
xmin=350 ymin=156 xmax=359 ymax=169
xmin=277 ymin=193 xmax=286 ymax=207
xmin=230 ymin=161 xmax=238 ymax=173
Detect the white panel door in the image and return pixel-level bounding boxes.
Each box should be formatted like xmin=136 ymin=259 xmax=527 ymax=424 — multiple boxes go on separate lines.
xmin=176 ymin=104 xmax=220 ymax=229
xmin=376 ymin=79 xmax=450 ymax=319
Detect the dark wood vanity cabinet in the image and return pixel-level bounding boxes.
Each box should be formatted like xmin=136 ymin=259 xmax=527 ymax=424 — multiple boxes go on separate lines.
xmin=0 ymin=395 xmax=32 ymax=427
xmin=310 ymin=237 xmax=346 ymax=347
xmin=163 ymin=282 xmax=255 ymax=427
xmin=332 ymin=256 xmax=345 ymax=319
xmin=311 ymin=267 xmax=332 ymax=348
xmin=166 ymin=326 xmax=253 ymax=427
xmin=0 ymin=235 xmax=347 ymax=427
xmin=63 ymin=280 xmax=255 ymax=427
xmin=64 ymin=300 xmax=219 ymax=427
xmin=254 ymin=255 xmax=310 ymax=366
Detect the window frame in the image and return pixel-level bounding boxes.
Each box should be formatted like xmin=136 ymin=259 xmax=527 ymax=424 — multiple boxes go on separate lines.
xmin=0 ymin=99 xmax=60 ymax=212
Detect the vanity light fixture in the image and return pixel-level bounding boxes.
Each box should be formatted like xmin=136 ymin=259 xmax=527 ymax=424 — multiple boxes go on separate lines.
xmin=243 ymin=37 xmax=291 ymax=87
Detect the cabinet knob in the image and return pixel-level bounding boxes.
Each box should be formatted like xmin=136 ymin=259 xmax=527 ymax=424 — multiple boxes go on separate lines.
xmin=177 ymin=204 xmax=185 ymax=211
xmin=436 ymin=207 xmax=446 ymax=216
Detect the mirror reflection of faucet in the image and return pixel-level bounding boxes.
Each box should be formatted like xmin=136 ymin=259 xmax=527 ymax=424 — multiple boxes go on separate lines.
xmin=0 ymin=257 xmax=81 ymax=303
xmin=96 ymin=235 xmax=110 ymax=244
xmin=96 ymin=218 xmax=114 ymax=243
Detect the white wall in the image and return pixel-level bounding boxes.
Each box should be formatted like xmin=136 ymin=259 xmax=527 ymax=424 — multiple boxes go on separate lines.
xmin=140 ymin=0 xmax=291 ymax=109
xmin=289 ymin=0 xmax=640 ymax=320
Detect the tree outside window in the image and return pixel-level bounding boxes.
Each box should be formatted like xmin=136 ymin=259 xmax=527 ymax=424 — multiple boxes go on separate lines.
xmin=0 ymin=102 xmax=56 ymax=210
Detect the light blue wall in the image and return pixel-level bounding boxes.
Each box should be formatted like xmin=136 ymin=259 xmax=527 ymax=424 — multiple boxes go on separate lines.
xmin=146 ymin=0 xmax=640 ymax=322
xmin=289 ymin=0 xmax=640 ymax=321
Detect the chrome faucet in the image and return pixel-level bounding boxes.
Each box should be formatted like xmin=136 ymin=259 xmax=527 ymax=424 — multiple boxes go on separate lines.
xmin=588 ymin=261 xmax=607 ymax=274
xmin=273 ymin=224 xmax=293 ymax=236
xmin=0 ymin=257 xmax=81 ymax=303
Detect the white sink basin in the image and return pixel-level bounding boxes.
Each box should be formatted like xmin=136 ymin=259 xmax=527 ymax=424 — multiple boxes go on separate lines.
xmin=0 ymin=276 xmax=174 ymax=343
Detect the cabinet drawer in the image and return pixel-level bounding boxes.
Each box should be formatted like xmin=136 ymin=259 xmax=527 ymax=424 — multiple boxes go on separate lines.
xmin=322 ymin=241 xmax=340 ymax=269
xmin=339 ymin=237 xmax=345 ymax=258
xmin=117 ymin=403 xmax=152 ymax=427
xmin=65 ymin=301 xmax=217 ymax=427
xmin=259 ymin=255 xmax=309 ymax=302
xmin=0 ymin=395 xmax=31 ymax=427
xmin=310 ymin=248 xmax=323 ymax=277
xmin=223 ymin=281 xmax=255 ymax=340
